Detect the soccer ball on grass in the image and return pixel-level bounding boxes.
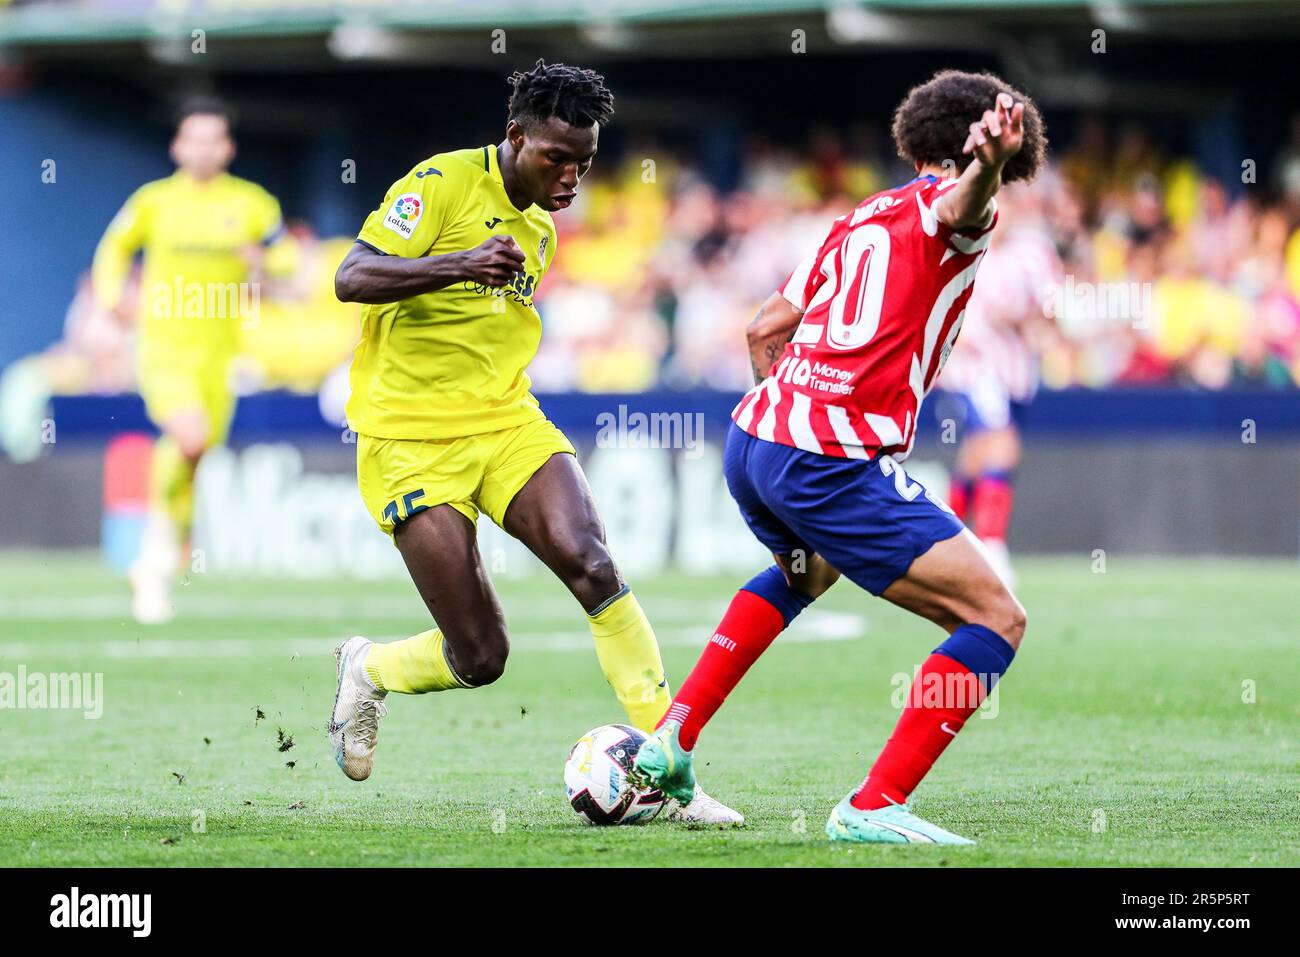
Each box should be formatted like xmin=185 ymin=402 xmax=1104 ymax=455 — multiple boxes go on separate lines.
xmin=564 ymin=724 xmax=666 ymax=825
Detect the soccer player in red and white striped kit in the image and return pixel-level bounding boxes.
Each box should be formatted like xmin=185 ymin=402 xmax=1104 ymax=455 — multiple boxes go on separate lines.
xmin=936 ymin=181 xmax=1064 ymax=587
xmin=635 ymin=71 xmax=1048 ymax=844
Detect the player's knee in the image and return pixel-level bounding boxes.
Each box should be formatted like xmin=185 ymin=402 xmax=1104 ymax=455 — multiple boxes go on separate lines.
xmin=562 ymin=538 xmax=620 ymax=600
xmin=986 ymin=588 xmax=1027 ymax=647
xmin=170 ymin=424 xmax=210 ymax=463
xmin=176 ymin=437 xmax=208 ymax=464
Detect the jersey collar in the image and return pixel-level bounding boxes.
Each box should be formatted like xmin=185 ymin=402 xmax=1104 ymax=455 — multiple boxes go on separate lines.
xmin=484 ymin=144 xmax=502 ymax=183
xmin=172 ymin=169 xmax=230 ymax=190
xmin=484 ymin=144 xmax=536 ymax=216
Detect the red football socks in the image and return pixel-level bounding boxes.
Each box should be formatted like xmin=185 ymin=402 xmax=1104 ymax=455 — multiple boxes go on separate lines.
xmin=664 ymin=589 xmax=784 ymax=750
xmin=971 ymin=472 xmax=1014 ymax=542
xmin=947 ymin=475 xmax=972 ymax=523
xmin=850 ymin=651 xmax=987 ymax=811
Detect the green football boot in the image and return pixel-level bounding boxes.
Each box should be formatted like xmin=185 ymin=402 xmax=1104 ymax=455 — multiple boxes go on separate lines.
xmin=632 ymin=720 xmax=696 ymax=806
xmin=825 ymin=795 xmax=975 ymax=845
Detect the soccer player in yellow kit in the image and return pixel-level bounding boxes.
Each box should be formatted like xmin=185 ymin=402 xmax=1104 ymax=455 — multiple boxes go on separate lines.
xmin=93 ymin=100 xmax=282 ymax=623
xmin=327 ymin=61 xmax=739 ymax=824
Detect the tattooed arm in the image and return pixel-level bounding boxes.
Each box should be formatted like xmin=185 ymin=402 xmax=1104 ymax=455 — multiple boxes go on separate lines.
xmin=746 ymin=291 xmax=804 ymax=384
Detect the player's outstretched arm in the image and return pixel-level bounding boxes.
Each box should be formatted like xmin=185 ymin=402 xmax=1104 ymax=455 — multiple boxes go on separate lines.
xmin=746 ymin=290 xmax=803 ymax=383
xmin=936 ymin=92 xmax=1024 ymax=231
xmin=335 ymin=235 xmax=526 ymax=304
xmin=92 ymin=192 xmax=148 ymax=318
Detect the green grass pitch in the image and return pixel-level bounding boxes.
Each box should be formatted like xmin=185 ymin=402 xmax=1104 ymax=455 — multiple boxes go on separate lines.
xmin=0 ymin=552 xmax=1295 ymax=867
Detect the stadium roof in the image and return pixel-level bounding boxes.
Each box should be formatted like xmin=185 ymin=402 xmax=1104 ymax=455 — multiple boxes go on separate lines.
xmin=1 ymin=0 xmax=1298 ymax=51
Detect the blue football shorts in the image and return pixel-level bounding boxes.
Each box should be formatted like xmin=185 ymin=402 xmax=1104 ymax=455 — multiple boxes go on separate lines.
xmin=723 ymin=422 xmax=964 ymax=596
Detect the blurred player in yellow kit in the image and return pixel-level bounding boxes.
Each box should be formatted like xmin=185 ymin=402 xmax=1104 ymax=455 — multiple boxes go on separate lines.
xmin=92 ymin=99 xmax=282 ymax=623
xmin=326 ymin=61 xmax=740 ymax=824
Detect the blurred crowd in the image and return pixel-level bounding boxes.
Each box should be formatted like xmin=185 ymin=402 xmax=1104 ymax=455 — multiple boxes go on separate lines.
xmin=13 ymin=115 xmax=1300 ymax=410
xmin=535 ymin=116 xmax=1300 ymax=393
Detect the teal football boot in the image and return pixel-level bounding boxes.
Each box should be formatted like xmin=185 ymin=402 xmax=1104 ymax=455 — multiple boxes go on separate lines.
xmin=632 ymin=720 xmax=696 ymax=806
xmin=825 ymin=795 xmax=975 ymax=845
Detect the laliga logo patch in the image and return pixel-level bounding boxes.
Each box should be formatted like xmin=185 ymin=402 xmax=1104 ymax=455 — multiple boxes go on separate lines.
xmin=538 ymin=234 xmax=549 ymax=259
xmin=383 ymin=192 xmax=423 ymax=239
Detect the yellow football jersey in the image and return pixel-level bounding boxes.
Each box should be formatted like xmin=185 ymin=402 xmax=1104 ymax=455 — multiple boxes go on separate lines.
xmin=93 ymin=171 xmax=282 ymax=364
xmin=346 ymin=145 xmax=558 ymax=439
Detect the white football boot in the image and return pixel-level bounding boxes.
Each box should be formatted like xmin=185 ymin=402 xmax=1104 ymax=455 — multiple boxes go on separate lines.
xmin=129 ymin=567 xmax=174 ymax=625
xmin=664 ymin=785 xmax=745 ymax=827
xmin=129 ymin=511 xmax=179 ymax=625
xmin=329 ymin=636 xmax=388 ymax=781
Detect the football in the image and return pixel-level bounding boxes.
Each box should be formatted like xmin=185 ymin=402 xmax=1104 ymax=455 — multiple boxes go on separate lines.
xmin=564 ymin=724 xmax=666 ymax=826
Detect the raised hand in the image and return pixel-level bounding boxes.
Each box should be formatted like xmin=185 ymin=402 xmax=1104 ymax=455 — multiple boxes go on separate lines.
xmin=962 ymin=92 xmax=1024 ymax=169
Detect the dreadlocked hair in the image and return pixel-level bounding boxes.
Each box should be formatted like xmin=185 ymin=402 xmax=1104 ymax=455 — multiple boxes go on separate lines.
xmin=507 ymin=59 xmax=615 ymax=130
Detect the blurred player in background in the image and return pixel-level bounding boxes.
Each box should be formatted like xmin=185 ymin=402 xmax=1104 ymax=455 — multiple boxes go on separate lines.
xmin=934 ymin=182 xmax=1064 ymax=585
xmin=326 ymin=61 xmax=739 ymax=825
xmin=92 ymin=99 xmax=282 ymax=623
xmin=635 ymin=71 xmax=1046 ymax=844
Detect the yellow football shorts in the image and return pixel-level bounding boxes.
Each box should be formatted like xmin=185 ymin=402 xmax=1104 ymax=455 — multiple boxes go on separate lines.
xmin=357 ymin=416 xmax=577 ymax=536
xmin=138 ymin=352 xmax=237 ymax=445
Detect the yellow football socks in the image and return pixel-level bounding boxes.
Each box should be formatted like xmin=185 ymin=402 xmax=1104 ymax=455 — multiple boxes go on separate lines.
xmin=149 ymin=436 xmax=196 ymax=543
xmin=364 ymin=628 xmax=471 ymax=694
xmin=360 ymin=591 xmax=669 ymax=716
xmin=587 ymin=588 xmax=671 ymax=732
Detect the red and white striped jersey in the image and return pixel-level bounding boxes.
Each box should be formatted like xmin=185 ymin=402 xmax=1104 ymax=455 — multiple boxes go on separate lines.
xmin=732 ymin=175 xmax=997 ymax=462
xmin=939 ymin=225 xmax=1062 ymax=403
